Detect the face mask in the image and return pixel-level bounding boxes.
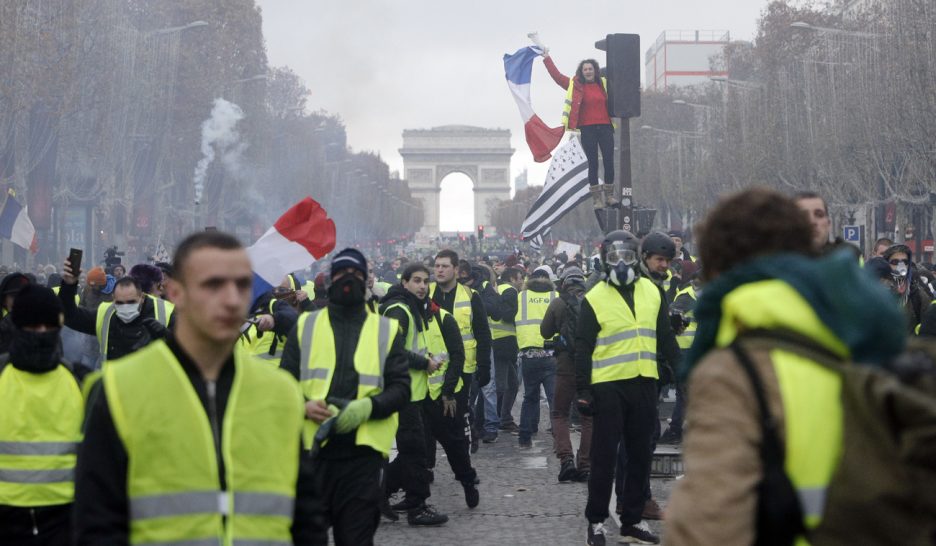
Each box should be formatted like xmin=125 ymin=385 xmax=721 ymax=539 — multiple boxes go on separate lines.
xmin=895 ymin=263 xmax=909 ymax=277
xmin=328 ymin=275 xmax=366 ymax=307
xmin=10 ymin=330 xmax=62 ymax=373
xmin=609 ymin=262 xmax=638 ymax=286
xmin=115 ymin=302 xmax=141 ymax=323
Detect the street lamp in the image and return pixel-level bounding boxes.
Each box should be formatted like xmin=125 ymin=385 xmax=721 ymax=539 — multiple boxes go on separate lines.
xmin=710 ymin=76 xmax=764 ymax=90
xmin=672 ymin=99 xmax=712 ymax=110
xmin=790 ymin=21 xmax=880 ymax=38
xmin=153 ymin=20 xmax=209 ymax=36
xmin=231 ymin=74 xmax=269 ymax=85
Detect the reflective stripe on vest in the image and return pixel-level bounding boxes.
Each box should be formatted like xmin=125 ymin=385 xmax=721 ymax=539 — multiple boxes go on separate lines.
xmin=104 ymin=341 xmax=302 ymax=545
xmin=490 ymin=283 xmax=517 ymax=340
xmin=298 ymin=309 xmax=399 ymax=455
xmin=382 ymin=302 xmax=429 ymax=402
xmin=674 ymin=285 xmax=698 ymax=350
xmin=148 ymin=295 xmax=170 ymax=327
xmin=516 ymin=289 xmax=557 ymax=349
xmin=431 ymin=283 xmax=477 ymax=374
xmin=97 ymin=303 xmax=117 ymax=361
xmin=585 ymin=280 xmax=661 ymax=383
xmin=425 ymin=308 xmax=464 ymax=400
xmin=772 ymin=348 xmax=843 ymax=531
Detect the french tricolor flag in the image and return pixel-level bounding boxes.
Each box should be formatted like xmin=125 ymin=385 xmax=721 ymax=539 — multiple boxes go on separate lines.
xmin=247 ymin=197 xmax=336 ymax=303
xmin=504 ymin=46 xmax=564 ymax=163
xmin=0 ymin=190 xmax=38 ymax=254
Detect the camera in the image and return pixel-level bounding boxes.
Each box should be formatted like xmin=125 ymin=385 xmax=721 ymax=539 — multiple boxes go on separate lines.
xmin=104 ymin=246 xmax=125 ymax=268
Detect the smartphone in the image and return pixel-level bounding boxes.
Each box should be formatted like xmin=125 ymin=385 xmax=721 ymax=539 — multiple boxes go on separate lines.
xmin=68 ymin=248 xmax=83 ymax=275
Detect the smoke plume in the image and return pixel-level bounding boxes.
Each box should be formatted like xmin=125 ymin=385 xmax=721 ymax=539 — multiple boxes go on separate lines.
xmin=193 ymin=98 xmax=245 ymax=205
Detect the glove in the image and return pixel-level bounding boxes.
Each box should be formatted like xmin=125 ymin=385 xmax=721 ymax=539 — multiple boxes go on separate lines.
xmin=441 ymin=396 xmax=458 ymax=418
xmin=475 ymin=367 xmax=491 ymax=388
xmin=576 ymin=391 xmax=596 ymax=417
xmin=334 ymin=397 xmax=373 ymax=434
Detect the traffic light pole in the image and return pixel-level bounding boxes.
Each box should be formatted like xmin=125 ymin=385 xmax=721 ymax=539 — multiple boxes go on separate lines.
xmin=618 ymin=117 xmax=633 ymax=232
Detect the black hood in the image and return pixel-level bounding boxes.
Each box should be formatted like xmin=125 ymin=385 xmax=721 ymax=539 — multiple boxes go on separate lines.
xmin=526 ymin=276 xmax=556 ymax=293
xmin=379 ymin=283 xmax=429 ymax=325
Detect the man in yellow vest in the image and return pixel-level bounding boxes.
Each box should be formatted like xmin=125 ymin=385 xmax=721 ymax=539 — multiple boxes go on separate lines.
xmin=576 ymin=230 xmax=682 ymax=546
xmin=0 ymin=285 xmax=85 ymax=544
xmin=492 ymin=267 xmax=524 ymax=433
xmin=640 ymin=231 xmax=678 ymax=302
xmin=660 ymin=261 xmax=701 ymax=446
xmin=514 ymin=266 xmax=559 ymax=450
xmin=429 ymin=250 xmax=492 ymax=449
xmin=378 ymin=263 xmax=450 ymax=526
xmin=279 ymin=248 xmax=411 ymax=545
xmin=74 ymin=231 xmax=308 ymax=545
xmin=666 ymin=187 xmax=908 ymax=544
xmin=59 ymin=266 xmax=169 ymax=364
xmin=241 ymin=275 xmax=301 ymax=366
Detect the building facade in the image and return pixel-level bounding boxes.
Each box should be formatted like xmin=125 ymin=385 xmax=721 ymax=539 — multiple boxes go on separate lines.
xmin=644 ymin=30 xmax=731 ymax=91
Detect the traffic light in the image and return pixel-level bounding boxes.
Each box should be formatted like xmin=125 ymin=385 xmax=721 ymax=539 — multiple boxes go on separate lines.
xmin=595 ymin=33 xmax=641 ymax=118
xmin=477 ymin=224 xmax=485 ymax=240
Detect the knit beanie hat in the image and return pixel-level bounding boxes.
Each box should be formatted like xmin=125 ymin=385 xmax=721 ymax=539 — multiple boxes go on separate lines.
xmin=559 ymin=266 xmax=585 ymax=284
xmin=87 ymin=266 xmax=107 ymax=287
xmin=331 ymin=248 xmax=368 ymax=280
xmin=11 ymin=285 xmax=63 ymax=329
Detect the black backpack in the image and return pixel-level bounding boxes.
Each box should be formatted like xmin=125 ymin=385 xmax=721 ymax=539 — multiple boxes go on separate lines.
xmin=558 ymin=292 xmax=582 ymax=354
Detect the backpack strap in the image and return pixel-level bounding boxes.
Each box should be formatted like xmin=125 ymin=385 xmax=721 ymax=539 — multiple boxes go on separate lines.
xmin=729 ymin=341 xmax=785 ymax=464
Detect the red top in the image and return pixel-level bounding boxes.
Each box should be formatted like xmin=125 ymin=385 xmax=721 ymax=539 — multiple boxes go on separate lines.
xmin=543 ymin=56 xmax=611 ymax=128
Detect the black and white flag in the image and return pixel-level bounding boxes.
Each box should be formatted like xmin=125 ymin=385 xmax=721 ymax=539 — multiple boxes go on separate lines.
xmin=528 ymin=228 xmax=551 ymax=251
xmin=521 ymin=137 xmax=592 ymax=241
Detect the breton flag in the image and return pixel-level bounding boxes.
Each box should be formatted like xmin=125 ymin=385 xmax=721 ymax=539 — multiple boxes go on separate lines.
xmin=247 ymin=197 xmax=336 ymax=303
xmin=0 ymin=190 xmax=38 ymax=253
xmin=520 ymin=137 xmax=592 ymax=241
xmin=504 ymin=46 xmax=564 ymax=162
xmin=528 ymin=228 xmax=550 ymax=251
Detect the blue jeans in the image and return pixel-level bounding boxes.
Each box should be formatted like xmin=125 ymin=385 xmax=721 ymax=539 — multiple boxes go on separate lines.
xmin=518 ymin=356 xmax=556 ymax=444
xmin=471 ymin=371 xmax=500 ymax=435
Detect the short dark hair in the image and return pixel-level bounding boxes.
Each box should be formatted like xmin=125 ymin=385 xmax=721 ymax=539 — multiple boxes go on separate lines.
xmin=697 ymin=187 xmax=815 ymax=281
xmin=401 ymin=263 xmax=430 ymax=282
xmin=458 ymin=259 xmax=472 ymax=277
xmin=500 ymin=267 xmax=524 ymax=284
xmin=793 ymin=191 xmax=828 ymax=214
xmin=114 ymin=276 xmax=142 ymax=294
xmin=875 ymin=237 xmax=894 ymax=249
xmin=172 ymin=231 xmax=243 ymax=281
xmin=435 ymin=249 xmax=459 ymax=266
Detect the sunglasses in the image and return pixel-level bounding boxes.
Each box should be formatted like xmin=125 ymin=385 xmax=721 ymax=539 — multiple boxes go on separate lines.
xmin=889 ymin=259 xmax=909 ymax=266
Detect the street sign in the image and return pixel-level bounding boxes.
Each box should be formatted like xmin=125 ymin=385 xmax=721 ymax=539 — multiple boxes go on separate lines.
xmin=843 ymin=226 xmax=861 ymax=243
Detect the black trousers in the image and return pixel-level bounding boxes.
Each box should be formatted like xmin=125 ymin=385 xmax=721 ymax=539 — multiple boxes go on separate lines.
xmin=422 ymin=392 xmax=477 ymax=484
xmin=302 ymin=451 xmax=383 ymax=546
xmin=580 ymin=124 xmax=615 ymax=187
xmin=586 ymin=378 xmax=657 ymax=527
xmin=385 ymin=400 xmax=431 ymax=503
xmin=0 ymin=503 xmax=71 ymax=546
xmin=615 ymin=383 xmax=662 ymax=504
xmin=493 ymin=337 xmax=519 ymax=425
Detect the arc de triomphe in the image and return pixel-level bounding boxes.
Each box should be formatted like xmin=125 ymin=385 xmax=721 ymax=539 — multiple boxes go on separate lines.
xmin=399 ymin=125 xmax=514 ymax=235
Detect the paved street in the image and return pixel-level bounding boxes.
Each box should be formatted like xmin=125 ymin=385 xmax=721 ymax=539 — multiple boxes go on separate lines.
xmin=377 ymin=399 xmax=678 ymax=545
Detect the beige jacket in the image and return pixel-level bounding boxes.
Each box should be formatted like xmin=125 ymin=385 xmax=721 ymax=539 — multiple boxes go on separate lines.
xmin=664 ymin=343 xmax=786 ymax=545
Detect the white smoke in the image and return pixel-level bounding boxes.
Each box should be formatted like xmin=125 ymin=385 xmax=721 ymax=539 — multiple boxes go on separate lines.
xmin=193 ymin=98 xmax=246 ymax=205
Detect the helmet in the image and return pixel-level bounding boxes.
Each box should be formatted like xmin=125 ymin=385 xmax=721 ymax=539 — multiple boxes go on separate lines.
xmin=640 ymin=232 xmax=677 ymax=260
xmin=601 ymin=230 xmax=641 ymax=286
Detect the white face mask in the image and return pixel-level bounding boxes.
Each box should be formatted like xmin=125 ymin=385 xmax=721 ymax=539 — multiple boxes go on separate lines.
xmin=895 ymin=263 xmax=909 ymax=277
xmin=115 ymin=302 xmax=141 ymax=323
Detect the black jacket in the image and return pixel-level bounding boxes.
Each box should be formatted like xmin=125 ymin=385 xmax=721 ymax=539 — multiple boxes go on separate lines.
xmin=73 ymin=336 xmax=316 ymax=545
xmin=279 ymin=302 xmax=411 ymax=458
xmin=574 ymin=278 xmax=682 ymax=394
xmin=379 ymin=284 xmax=431 ymax=372
xmin=430 ymin=283 xmax=492 ymax=371
xmin=58 ymin=282 xmax=168 ymax=361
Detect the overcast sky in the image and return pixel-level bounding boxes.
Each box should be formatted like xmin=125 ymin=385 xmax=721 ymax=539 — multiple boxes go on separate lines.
xmin=257 ymin=0 xmax=770 ymax=230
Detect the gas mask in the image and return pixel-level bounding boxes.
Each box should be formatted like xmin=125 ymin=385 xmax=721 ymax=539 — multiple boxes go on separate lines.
xmin=894 ymin=263 xmax=909 ymax=277
xmin=605 ymin=243 xmax=639 ymax=287
xmin=115 ymin=302 xmax=142 ymax=323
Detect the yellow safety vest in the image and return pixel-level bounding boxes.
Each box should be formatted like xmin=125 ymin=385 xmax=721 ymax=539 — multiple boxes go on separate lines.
xmin=585 ymin=279 xmax=661 ymax=384
xmin=516 ymin=288 xmax=557 ymax=350
xmin=674 ymin=285 xmax=698 ymax=350
xmin=715 ymin=279 xmax=845 ymax=540
xmin=301 ymin=280 xmax=316 ymax=300
xmin=562 ymin=77 xmax=609 ymax=130
xmin=296 ymin=309 xmax=399 ymax=456
xmin=96 ymin=297 xmax=173 ymax=363
xmin=425 ymin=308 xmax=464 ymax=400
xmin=662 ymin=270 xmax=673 ymax=296
xmin=0 ymin=363 xmax=83 ymax=507
xmin=430 ymin=282 xmax=478 ymax=374
xmin=489 ymin=283 xmax=517 ymax=341
xmin=104 ymin=340 xmax=302 ymax=546
xmin=242 ymin=299 xmax=287 ymax=366
xmin=52 ymin=285 xmax=80 ymax=306
xmin=382 ymin=302 xmax=429 ymax=402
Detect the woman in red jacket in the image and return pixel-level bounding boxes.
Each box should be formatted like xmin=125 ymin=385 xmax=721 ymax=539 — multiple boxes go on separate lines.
xmin=544 ymin=54 xmax=616 ymax=209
